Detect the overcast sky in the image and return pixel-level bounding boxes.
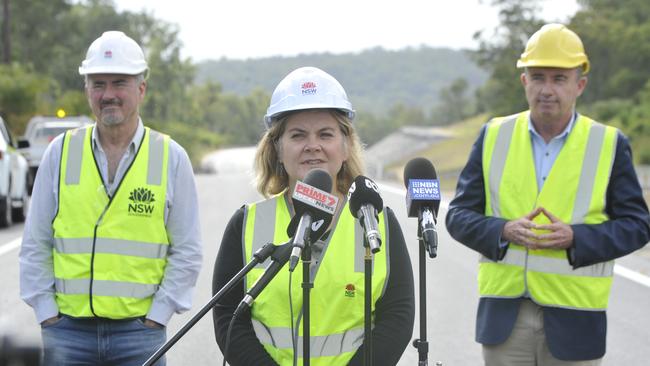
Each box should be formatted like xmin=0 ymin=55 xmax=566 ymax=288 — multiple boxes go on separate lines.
xmin=113 ymin=0 xmax=579 ymax=62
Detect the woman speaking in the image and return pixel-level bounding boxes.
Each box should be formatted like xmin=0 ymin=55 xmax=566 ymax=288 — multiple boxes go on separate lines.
xmin=212 ymin=66 xmax=414 ymax=365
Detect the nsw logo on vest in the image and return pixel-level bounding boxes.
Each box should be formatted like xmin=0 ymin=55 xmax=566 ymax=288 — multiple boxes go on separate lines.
xmin=128 ymin=187 xmax=156 ymax=217
xmin=345 ymin=284 xmax=356 ymax=298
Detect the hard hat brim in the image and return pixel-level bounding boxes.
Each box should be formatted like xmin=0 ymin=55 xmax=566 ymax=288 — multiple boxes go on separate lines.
xmin=264 ymin=105 xmax=356 ymax=129
xmin=79 ymin=65 xmax=148 ymax=76
xmin=516 ymin=60 xmax=590 ymax=74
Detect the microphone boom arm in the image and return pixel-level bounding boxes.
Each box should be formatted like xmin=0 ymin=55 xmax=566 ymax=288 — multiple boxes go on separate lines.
xmin=289 ymin=212 xmax=313 ymax=272
xmin=235 ymin=242 xmax=294 ymax=317
xmin=142 ymin=242 xmax=283 ymax=366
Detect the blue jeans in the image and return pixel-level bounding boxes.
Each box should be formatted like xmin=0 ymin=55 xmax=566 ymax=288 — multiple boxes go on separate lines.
xmin=41 ymin=315 xmax=166 ymax=366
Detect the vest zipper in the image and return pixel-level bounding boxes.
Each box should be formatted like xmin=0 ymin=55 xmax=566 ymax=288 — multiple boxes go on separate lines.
xmin=87 ymin=128 xmax=147 ymax=317
xmin=89 ymin=202 xmax=112 ymax=317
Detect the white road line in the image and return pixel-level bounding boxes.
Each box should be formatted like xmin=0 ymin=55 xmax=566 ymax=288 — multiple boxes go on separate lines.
xmin=614 ymin=264 xmax=650 ymax=288
xmin=378 ymin=182 xmax=650 ymax=289
xmin=0 ymin=236 xmax=22 ymax=257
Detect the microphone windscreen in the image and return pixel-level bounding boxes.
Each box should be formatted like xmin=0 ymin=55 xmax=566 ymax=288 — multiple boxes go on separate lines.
xmin=302 ymin=168 xmax=332 ymax=194
xmin=347 ymin=175 xmax=383 ymax=217
xmin=403 ymin=157 xmax=437 ymax=187
xmin=287 ymin=168 xmax=336 ymax=241
xmin=403 ymin=157 xmax=440 ymax=218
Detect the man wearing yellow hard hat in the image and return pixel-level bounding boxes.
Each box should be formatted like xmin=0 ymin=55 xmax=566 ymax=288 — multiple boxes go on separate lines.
xmin=446 ymin=24 xmax=650 ymax=365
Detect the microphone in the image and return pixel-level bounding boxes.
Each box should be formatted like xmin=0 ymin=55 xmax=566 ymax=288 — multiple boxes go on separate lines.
xmin=234 ymin=242 xmax=293 ymax=317
xmin=404 ymin=158 xmax=441 ymax=258
xmin=287 ymin=168 xmax=338 ymax=272
xmin=347 ymin=175 xmax=383 ymax=253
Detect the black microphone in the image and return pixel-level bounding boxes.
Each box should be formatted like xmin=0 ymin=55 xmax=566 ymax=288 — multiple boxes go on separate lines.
xmin=348 ymin=175 xmax=383 ymax=253
xmin=233 ymin=242 xmax=293 ymax=318
xmin=404 ymin=158 xmax=441 ymax=258
xmin=287 ymin=168 xmax=338 ymax=272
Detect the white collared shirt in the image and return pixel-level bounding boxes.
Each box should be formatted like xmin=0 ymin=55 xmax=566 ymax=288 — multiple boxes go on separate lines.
xmin=19 ymin=119 xmax=203 ymax=325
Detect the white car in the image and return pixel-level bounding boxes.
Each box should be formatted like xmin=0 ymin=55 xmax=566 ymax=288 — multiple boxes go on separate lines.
xmin=20 ymin=116 xmax=93 ymax=192
xmin=0 ymin=115 xmax=30 ymax=227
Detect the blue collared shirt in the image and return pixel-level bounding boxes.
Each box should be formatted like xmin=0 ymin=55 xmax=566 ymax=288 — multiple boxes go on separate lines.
xmin=498 ymin=112 xmax=577 ymax=258
xmin=528 ymin=112 xmax=576 ymax=191
xmin=19 ymin=120 xmax=202 ymax=325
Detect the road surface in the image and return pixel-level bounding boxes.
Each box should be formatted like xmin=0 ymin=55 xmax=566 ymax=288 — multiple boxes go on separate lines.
xmin=1 ymin=147 xmax=649 ymax=365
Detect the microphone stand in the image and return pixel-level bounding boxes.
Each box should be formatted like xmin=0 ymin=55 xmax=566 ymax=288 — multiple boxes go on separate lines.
xmin=412 ymin=224 xmax=432 ymax=366
xmin=301 ymin=241 xmax=313 ymax=366
xmin=142 ymin=243 xmax=281 ymax=366
xmin=363 ymin=242 xmax=373 ymax=366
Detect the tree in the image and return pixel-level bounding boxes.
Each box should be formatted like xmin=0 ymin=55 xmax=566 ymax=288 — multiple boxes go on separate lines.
xmin=0 ymin=64 xmax=52 ymax=132
xmin=4 ymin=0 xmax=75 ymax=85
xmin=472 ymin=0 xmax=544 ymax=116
xmin=354 ymin=104 xmax=419 ymax=146
xmin=1 ymin=0 xmax=9 ymax=63
xmin=569 ymin=0 xmax=650 ymax=162
xmin=0 ymin=0 xmax=229 ymax=162
xmin=571 ymin=0 xmax=650 ymax=103
xmin=139 ymin=19 xmax=196 ymax=123
xmin=434 ymin=78 xmax=472 ymax=125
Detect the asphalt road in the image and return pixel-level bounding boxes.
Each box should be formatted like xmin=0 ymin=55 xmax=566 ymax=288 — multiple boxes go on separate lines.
xmin=1 ymin=148 xmax=649 ymax=365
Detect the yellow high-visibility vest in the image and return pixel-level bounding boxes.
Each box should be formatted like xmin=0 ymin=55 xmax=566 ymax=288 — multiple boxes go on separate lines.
xmin=480 ymin=111 xmax=617 ymax=310
xmin=243 ymin=194 xmax=389 ymax=365
xmin=52 ymin=126 xmax=170 ymax=318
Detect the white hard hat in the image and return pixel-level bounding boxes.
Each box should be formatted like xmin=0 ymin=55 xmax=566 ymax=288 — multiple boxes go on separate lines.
xmin=79 ymin=31 xmax=148 ymax=76
xmin=264 ymin=66 xmax=355 ymax=129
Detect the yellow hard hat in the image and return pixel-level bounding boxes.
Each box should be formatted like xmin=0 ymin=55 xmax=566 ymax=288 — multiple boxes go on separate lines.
xmin=517 ymin=23 xmax=590 ymax=74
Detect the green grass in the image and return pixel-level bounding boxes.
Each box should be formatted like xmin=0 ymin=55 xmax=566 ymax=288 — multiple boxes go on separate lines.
xmin=385 ymin=113 xmax=650 ymax=209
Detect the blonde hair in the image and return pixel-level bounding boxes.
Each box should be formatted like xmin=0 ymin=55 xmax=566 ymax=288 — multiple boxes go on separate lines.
xmin=254 ymin=109 xmax=365 ymax=197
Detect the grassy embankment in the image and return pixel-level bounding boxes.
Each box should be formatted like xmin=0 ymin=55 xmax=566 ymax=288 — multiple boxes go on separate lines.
xmin=384 ymin=114 xmax=650 ymax=209
xmin=384 ymin=113 xmax=488 ymax=195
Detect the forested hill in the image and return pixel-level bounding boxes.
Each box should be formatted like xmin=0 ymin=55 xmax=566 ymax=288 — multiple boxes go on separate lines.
xmin=195 ymin=46 xmax=488 ymax=114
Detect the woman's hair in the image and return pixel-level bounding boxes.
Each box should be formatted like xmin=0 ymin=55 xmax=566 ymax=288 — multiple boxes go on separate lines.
xmin=254 ymin=109 xmax=365 ymax=197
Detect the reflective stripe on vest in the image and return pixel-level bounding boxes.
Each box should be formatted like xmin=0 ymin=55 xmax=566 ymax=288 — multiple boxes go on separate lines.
xmin=243 ymin=194 xmax=389 ymax=365
xmin=480 ymin=112 xmax=617 ymax=310
xmin=245 ymin=196 xmax=369 ymax=274
xmin=63 ymin=127 xmax=166 ymax=186
xmin=55 ymin=278 xmax=157 ymax=298
xmin=52 ymin=126 xmax=170 ymax=319
xmin=251 ymin=319 xmax=364 ymax=357
xmin=54 ymin=237 xmax=168 ymax=259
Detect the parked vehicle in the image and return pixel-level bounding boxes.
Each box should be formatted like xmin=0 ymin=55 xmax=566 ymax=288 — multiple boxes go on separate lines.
xmin=0 ymin=115 xmax=30 ymax=227
xmin=20 ymin=115 xmax=93 ymax=193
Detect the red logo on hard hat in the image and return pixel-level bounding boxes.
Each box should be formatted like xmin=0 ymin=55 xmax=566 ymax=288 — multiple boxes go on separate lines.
xmin=301 ymin=81 xmax=317 ymax=95
xmin=104 ymin=50 xmax=113 ymax=59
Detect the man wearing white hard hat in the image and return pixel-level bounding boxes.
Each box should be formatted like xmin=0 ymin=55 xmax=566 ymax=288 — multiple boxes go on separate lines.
xmin=19 ymin=31 xmax=203 ymax=365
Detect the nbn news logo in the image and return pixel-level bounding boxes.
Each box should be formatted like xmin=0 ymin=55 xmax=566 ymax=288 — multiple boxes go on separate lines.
xmin=408 ymin=179 xmax=441 ymax=200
